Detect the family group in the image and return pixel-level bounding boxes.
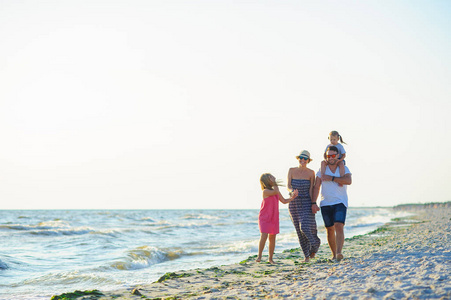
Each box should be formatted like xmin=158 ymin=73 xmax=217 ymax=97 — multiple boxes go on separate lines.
xmin=257 ymin=130 xmax=352 ymax=264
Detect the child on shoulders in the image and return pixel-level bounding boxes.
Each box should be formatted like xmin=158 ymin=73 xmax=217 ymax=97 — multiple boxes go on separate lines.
xmin=321 ymin=131 xmax=347 ymax=184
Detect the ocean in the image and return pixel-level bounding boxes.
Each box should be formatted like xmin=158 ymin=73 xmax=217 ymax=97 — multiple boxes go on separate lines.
xmin=0 ymin=208 xmax=410 ymax=300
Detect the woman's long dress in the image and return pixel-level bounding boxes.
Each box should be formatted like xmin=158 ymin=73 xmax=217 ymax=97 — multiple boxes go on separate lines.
xmin=289 ymin=179 xmax=320 ymax=258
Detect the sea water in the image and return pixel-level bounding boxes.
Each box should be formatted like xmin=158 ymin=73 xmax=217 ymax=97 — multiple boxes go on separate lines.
xmin=0 ymin=208 xmax=410 ymax=300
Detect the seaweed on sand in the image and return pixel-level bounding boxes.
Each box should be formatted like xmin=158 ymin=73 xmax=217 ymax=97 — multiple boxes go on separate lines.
xmin=157 ymin=272 xmax=192 ymax=283
xmin=50 ymin=290 xmax=104 ymax=300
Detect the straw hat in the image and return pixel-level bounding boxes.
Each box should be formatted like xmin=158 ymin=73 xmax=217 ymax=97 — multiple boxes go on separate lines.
xmin=296 ymin=150 xmax=312 ymax=161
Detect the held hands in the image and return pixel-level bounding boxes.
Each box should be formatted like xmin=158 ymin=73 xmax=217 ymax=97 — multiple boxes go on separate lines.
xmin=289 ymin=189 xmax=298 ymax=199
xmin=312 ymin=203 xmax=320 ymax=214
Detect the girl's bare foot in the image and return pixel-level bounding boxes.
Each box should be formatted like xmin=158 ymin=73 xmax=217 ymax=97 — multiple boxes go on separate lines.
xmin=336 ymin=253 xmax=344 ymax=261
xmin=268 ymin=260 xmax=276 ymax=264
xmin=255 ymin=256 xmax=261 ymax=262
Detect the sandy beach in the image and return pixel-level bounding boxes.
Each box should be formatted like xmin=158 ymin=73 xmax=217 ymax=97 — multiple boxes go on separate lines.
xmin=51 ymin=203 xmax=450 ymax=300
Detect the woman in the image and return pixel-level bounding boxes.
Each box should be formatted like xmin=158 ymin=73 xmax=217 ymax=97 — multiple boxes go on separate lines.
xmin=287 ymin=150 xmax=321 ymax=262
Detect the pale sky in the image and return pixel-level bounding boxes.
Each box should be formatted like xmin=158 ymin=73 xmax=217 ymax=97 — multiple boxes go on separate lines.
xmin=0 ymin=0 xmax=450 ymax=209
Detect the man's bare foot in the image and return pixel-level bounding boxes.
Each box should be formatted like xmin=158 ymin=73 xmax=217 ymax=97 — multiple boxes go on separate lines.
xmin=255 ymin=256 xmax=261 ymax=262
xmin=268 ymin=260 xmax=276 ymax=264
xmin=309 ymin=252 xmax=316 ymax=259
xmin=336 ymin=253 xmax=344 ymax=261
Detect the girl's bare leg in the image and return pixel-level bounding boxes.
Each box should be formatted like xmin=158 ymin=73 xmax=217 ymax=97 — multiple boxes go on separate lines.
xmin=338 ymin=161 xmax=345 ymax=177
xmin=321 ymin=160 xmax=327 ymax=177
xmin=338 ymin=161 xmax=345 ymax=186
xmin=256 ymin=233 xmax=268 ymax=262
xmin=268 ymin=234 xmax=276 ymax=264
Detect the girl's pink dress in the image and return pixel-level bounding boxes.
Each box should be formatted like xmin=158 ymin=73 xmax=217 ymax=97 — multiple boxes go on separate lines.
xmin=258 ymin=194 xmax=279 ymax=235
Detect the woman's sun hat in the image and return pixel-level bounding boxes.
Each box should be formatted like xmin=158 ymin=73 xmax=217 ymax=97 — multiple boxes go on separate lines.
xmin=296 ymin=150 xmax=312 ymax=161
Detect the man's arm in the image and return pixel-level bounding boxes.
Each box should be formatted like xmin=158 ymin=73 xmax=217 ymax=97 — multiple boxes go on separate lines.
xmin=322 ymin=173 xmax=352 ymax=185
xmin=311 ymin=176 xmax=322 ymax=214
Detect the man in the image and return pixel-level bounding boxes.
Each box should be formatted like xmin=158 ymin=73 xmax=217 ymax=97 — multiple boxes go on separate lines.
xmin=312 ymin=145 xmax=352 ymax=261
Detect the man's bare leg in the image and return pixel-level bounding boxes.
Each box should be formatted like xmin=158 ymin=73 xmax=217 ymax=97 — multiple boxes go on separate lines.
xmin=335 ymin=222 xmax=345 ymax=261
xmin=326 ymin=226 xmax=337 ymax=259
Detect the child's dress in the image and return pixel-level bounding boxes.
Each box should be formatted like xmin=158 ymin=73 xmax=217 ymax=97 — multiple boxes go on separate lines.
xmin=258 ymin=194 xmax=279 ymax=235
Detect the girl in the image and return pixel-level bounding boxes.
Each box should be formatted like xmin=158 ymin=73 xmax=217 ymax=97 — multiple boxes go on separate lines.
xmin=321 ymin=131 xmax=347 ymax=180
xmin=257 ymin=173 xmax=298 ymax=264
xmin=288 ymin=150 xmax=321 ymax=262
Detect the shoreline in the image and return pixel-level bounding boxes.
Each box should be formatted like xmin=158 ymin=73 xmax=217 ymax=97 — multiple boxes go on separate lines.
xmin=51 ymin=202 xmax=450 ymax=300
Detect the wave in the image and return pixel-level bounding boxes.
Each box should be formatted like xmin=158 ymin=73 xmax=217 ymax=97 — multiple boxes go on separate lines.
xmin=146 ymin=222 xmax=217 ymax=232
xmin=29 ymin=227 xmax=95 ymax=236
xmin=182 ymin=213 xmax=219 ymax=220
xmin=0 ymin=260 xmax=8 ymax=270
xmin=139 ymin=217 xmax=157 ymax=222
xmin=13 ymin=271 xmax=121 ymax=288
xmin=0 ymin=220 xmax=96 ymax=236
xmin=109 ymin=246 xmax=182 ymax=270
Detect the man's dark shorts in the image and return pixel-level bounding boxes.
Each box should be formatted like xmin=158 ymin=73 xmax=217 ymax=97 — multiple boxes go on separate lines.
xmin=321 ymin=203 xmax=347 ymax=227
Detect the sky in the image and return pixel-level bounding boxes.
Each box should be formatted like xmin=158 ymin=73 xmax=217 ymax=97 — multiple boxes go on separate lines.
xmin=0 ymin=0 xmax=450 ymax=209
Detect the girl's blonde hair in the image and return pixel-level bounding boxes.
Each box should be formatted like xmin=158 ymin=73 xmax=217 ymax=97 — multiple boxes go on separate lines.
xmin=329 ymin=130 xmax=347 ymax=144
xmin=260 ymin=173 xmax=274 ymax=190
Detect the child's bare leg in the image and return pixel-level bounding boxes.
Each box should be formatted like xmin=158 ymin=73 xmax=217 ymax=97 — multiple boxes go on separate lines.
xmin=256 ymin=233 xmax=268 ymax=262
xmin=321 ymin=160 xmax=327 ymax=176
xmin=338 ymin=161 xmax=345 ymax=177
xmin=268 ymin=234 xmax=276 ymax=264
xmin=338 ymin=161 xmax=344 ymax=186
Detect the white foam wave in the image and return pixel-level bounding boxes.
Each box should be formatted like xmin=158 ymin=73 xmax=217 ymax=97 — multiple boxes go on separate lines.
xmin=352 ymin=209 xmax=414 ymax=228
xmin=182 ymin=213 xmax=219 ymax=220
xmin=110 ymin=246 xmax=182 ymax=270
xmin=193 ymin=239 xmax=256 ymax=255
xmin=354 ymin=214 xmax=391 ymax=226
